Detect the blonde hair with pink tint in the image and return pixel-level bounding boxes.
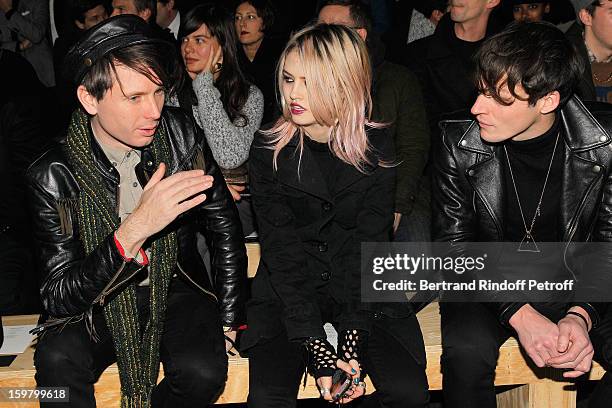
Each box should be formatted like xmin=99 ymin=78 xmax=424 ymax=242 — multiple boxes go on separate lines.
xmin=264 ymin=23 xmax=382 ymax=173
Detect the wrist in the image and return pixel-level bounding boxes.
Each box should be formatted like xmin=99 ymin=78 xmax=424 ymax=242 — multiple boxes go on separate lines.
xmin=567 ymin=307 xmax=592 ymax=331
xmin=508 ymin=304 xmax=536 ymax=330
xmin=116 ymin=218 xmax=146 ymax=256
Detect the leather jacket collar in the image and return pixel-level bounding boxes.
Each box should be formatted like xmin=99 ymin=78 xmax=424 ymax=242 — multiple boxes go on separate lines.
xmin=457 ymin=97 xmax=610 ymax=154
xmin=452 ymin=97 xmax=611 ymax=242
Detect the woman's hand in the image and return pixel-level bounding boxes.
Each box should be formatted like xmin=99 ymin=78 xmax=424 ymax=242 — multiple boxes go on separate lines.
xmin=227 ymin=183 xmax=245 ymax=201
xmin=205 ymin=45 xmax=223 ymax=76
xmin=224 ymin=330 xmax=237 ymax=354
xmin=316 ymin=359 xmax=365 ymax=403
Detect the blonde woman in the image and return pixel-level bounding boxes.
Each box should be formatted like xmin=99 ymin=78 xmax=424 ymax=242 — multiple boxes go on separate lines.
xmin=241 ymin=24 xmax=429 ymax=407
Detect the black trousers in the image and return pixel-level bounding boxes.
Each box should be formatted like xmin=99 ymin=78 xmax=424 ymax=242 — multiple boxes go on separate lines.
xmin=588 ymin=307 xmax=612 ymax=408
xmin=440 ymin=302 xmax=611 ymax=408
xmin=34 ymin=278 xmax=227 ymax=408
xmin=247 ymin=315 xmax=429 ymax=408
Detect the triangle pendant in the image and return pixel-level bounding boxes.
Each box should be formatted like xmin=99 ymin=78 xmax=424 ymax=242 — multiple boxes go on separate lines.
xmin=519 ymin=233 xmax=540 ymax=253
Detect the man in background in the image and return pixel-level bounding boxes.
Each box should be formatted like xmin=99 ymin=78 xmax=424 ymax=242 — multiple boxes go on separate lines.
xmin=156 ymin=0 xmax=179 ymax=39
xmin=566 ymin=0 xmax=611 ymax=103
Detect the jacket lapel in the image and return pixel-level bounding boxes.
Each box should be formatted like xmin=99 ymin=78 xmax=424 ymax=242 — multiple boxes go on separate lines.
xmin=559 ymin=97 xmax=610 ymax=240
xmin=457 ymin=121 xmax=505 ymax=238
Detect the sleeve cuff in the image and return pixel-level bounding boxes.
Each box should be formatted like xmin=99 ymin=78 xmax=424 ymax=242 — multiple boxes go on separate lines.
xmin=113 ymin=232 xmax=149 ymax=266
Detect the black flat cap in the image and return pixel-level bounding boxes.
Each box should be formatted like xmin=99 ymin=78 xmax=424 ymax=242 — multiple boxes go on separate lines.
xmin=64 ymin=15 xmax=174 ymax=85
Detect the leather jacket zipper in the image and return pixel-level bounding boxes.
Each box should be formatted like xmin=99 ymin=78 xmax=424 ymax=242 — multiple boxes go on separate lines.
xmin=177 ymin=262 xmax=218 ymax=302
xmin=94 ymin=262 xmax=145 ymax=306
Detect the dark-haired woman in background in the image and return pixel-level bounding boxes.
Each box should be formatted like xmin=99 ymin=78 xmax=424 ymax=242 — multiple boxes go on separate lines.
xmin=234 ymin=0 xmax=284 ymax=124
xmin=173 ymin=3 xmax=264 ymax=235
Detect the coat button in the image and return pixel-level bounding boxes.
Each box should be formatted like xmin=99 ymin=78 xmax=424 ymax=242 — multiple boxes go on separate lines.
xmin=322 ymin=202 xmax=332 ymax=212
xmin=321 ymin=271 xmax=330 ymax=281
xmin=318 ymin=242 xmax=328 ymax=252
xmin=146 ymin=160 xmax=153 ymax=167
xmin=600 ymin=136 xmax=607 ymax=142
xmin=373 ymin=312 xmax=382 ymax=320
xmin=460 ymin=140 xmax=467 ymax=147
xmin=593 ymin=165 xmax=601 ymax=173
xmin=467 ymin=169 xmax=475 ymax=176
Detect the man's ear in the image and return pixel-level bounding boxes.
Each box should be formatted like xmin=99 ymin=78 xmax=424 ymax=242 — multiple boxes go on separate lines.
xmin=487 ymin=0 xmax=501 ymax=10
xmin=578 ymin=9 xmax=593 ymax=27
xmin=486 ymin=0 xmax=501 ymax=10
xmin=74 ymin=19 xmax=85 ymax=30
xmin=77 ymin=85 xmax=99 ymax=116
xmin=539 ymin=91 xmax=560 ymax=115
xmin=139 ymin=8 xmax=152 ymax=22
xmin=356 ymin=28 xmax=367 ymax=41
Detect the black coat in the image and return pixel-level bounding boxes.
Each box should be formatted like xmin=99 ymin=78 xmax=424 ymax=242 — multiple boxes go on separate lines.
xmin=237 ymin=36 xmax=285 ymax=125
xmin=242 ymin=127 xmax=420 ymax=349
xmin=432 ymin=97 xmax=612 ymax=327
xmin=406 ymin=14 xmax=501 ymax=133
xmin=25 ymin=107 xmax=248 ymax=327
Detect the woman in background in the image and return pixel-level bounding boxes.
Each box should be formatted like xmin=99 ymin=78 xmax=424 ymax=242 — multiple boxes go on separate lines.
xmin=242 ymin=24 xmax=429 ymax=408
xmin=177 ymin=4 xmax=263 ymax=235
xmin=234 ymin=0 xmax=284 ymax=124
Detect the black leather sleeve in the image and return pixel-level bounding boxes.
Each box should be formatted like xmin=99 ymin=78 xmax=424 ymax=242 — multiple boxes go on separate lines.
xmin=193 ymin=123 xmax=248 ymax=328
xmin=25 ymin=154 xmax=144 ymax=318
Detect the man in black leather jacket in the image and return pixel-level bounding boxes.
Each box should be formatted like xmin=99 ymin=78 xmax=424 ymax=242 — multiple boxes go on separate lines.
xmin=432 ymin=22 xmax=612 ymax=407
xmin=25 ymin=16 xmax=247 ymax=408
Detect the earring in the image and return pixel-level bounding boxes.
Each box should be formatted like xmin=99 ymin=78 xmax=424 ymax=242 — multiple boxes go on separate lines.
xmin=214 ymin=62 xmax=223 ymax=73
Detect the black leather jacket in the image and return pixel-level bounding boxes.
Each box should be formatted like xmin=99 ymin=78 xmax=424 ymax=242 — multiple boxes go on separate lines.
xmin=432 ymin=97 xmax=612 ymax=327
xmin=26 ymin=107 xmax=248 ymax=327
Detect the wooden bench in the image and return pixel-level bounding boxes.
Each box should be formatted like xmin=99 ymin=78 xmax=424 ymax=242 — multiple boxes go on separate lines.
xmin=0 ymin=243 xmax=605 ymax=407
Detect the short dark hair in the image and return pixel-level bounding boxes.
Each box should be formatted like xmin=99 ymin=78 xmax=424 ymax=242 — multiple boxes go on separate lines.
xmin=475 ymin=21 xmax=583 ymax=108
xmin=585 ymin=0 xmax=604 ymax=15
xmin=82 ymin=42 xmax=182 ymax=100
xmin=320 ymin=0 xmax=372 ymax=32
xmin=70 ymin=0 xmax=108 ymax=23
xmin=235 ymin=0 xmax=275 ymax=32
xmin=132 ymin=0 xmax=153 ymax=12
xmin=132 ymin=0 xmax=157 ymax=22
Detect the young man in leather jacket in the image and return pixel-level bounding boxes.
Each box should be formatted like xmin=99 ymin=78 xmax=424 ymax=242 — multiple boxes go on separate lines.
xmin=432 ymin=21 xmax=612 ymax=407
xmin=25 ymin=15 xmax=247 ymax=408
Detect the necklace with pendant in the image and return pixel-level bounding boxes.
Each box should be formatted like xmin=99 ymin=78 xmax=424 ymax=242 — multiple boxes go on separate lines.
xmin=503 ymin=132 xmax=560 ymax=253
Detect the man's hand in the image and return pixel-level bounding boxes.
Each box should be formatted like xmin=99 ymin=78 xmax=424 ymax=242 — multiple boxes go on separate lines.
xmin=546 ymin=308 xmax=594 ymax=378
xmin=116 ymin=163 xmax=213 ymax=255
xmin=0 ymin=0 xmax=13 ymax=14
xmin=509 ymin=304 xmax=561 ymax=367
xmin=316 ymin=359 xmax=364 ymax=404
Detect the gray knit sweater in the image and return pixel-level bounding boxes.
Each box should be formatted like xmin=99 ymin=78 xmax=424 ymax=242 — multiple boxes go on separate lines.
xmin=169 ymin=71 xmax=264 ymax=169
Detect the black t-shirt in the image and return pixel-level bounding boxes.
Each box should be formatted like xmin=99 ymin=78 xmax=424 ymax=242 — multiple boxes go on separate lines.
xmin=449 ymin=28 xmax=483 ymax=76
xmin=502 ymin=116 xmax=563 ymax=242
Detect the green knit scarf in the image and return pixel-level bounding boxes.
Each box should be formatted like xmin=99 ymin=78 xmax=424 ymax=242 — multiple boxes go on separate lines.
xmin=65 ymin=109 xmax=177 ymax=407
